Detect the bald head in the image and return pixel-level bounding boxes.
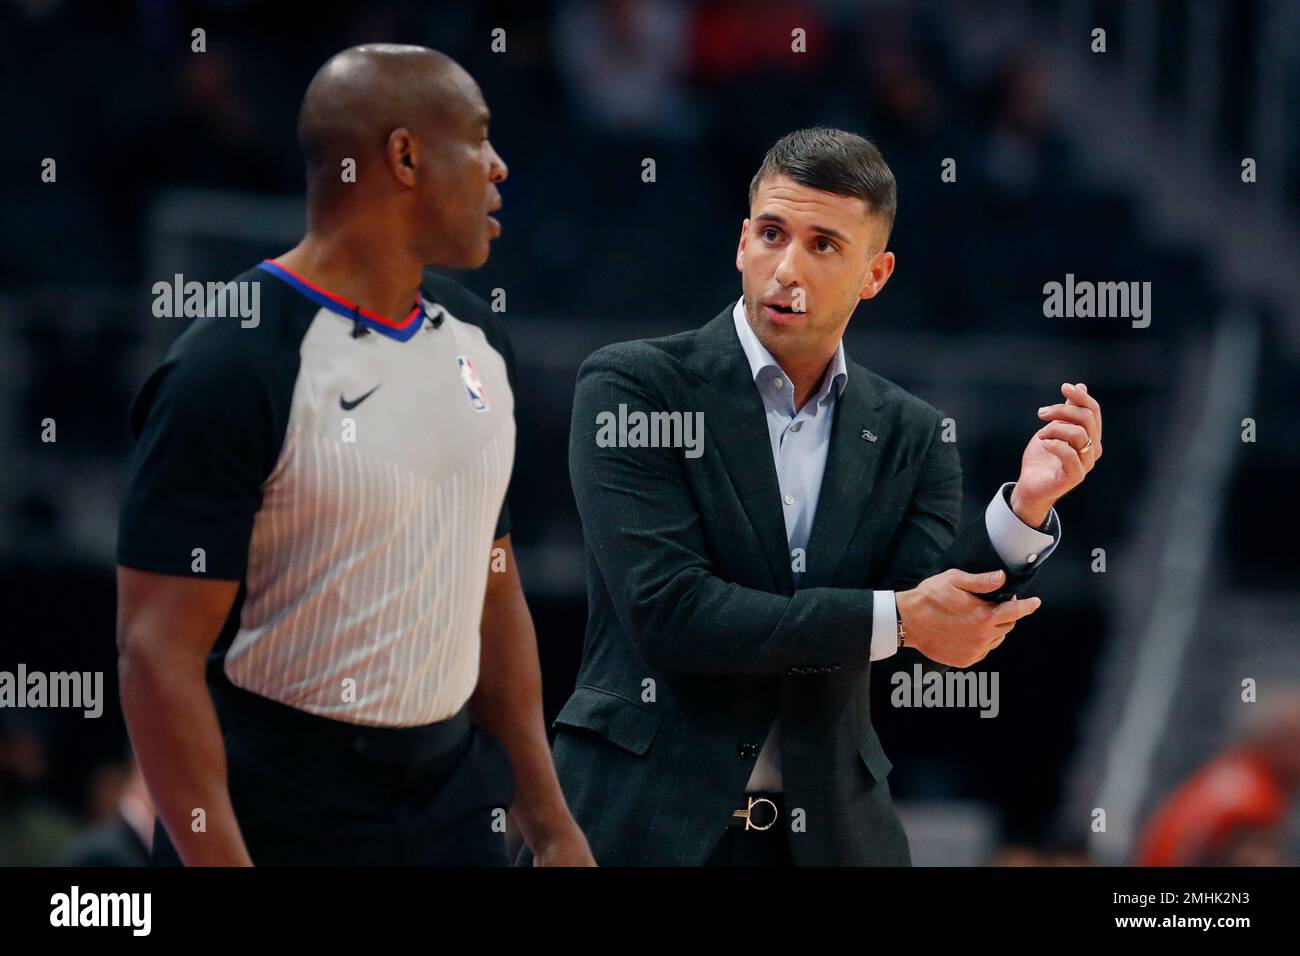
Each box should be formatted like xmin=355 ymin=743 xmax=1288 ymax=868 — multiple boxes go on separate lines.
xmin=293 ymin=44 xmax=507 ymax=270
xmin=298 ymin=44 xmax=480 ymax=190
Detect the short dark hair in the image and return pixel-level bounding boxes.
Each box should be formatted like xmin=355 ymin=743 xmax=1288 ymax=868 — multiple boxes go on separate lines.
xmin=748 ymin=127 xmax=897 ymax=240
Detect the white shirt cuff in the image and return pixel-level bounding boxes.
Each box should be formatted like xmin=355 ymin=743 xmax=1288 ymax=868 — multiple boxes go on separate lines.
xmin=985 ymin=481 xmax=1060 ymax=571
xmin=870 ymin=590 xmax=898 ymax=661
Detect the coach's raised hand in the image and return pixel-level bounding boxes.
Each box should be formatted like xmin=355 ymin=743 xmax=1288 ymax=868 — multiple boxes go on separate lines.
xmin=896 ymin=569 xmax=1042 ymax=668
xmin=1009 ymin=382 xmax=1103 ymax=528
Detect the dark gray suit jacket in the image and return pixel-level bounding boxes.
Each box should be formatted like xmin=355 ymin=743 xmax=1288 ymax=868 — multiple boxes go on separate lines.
xmin=518 ymin=304 xmax=1046 ymax=866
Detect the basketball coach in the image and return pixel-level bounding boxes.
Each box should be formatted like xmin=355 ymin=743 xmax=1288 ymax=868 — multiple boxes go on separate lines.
xmin=519 ymin=127 xmax=1103 ymax=866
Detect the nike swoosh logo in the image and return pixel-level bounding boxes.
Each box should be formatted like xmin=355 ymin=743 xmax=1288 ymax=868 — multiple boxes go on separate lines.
xmin=339 ymin=385 xmax=380 ymax=411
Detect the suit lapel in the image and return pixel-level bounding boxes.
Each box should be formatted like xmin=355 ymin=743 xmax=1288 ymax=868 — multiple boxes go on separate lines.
xmin=693 ymin=308 xmax=795 ymax=594
xmin=802 ymin=362 xmax=888 ymax=588
xmin=689 ymin=307 xmax=892 ymax=593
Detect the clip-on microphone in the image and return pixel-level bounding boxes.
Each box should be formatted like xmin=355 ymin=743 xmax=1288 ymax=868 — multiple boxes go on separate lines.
xmin=351 ymin=303 xmax=370 ymax=339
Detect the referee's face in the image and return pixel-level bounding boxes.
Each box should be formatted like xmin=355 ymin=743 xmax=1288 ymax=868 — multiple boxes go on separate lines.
xmin=735 ymin=174 xmax=894 ymax=365
xmin=413 ymin=75 xmax=508 ymax=270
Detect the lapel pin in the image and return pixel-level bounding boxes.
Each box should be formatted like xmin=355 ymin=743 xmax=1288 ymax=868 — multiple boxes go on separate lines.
xmin=861 ymin=429 xmax=878 ymax=442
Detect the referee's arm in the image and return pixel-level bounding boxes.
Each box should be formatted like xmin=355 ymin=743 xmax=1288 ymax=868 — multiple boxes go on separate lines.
xmin=117 ymin=570 xmax=254 ymax=865
xmin=471 ymin=536 xmax=595 ymax=866
xmin=114 ymin=316 xmax=287 ymax=867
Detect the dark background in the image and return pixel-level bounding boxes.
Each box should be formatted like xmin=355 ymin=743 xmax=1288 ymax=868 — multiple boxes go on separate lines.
xmin=2 ymin=0 xmax=1298 ymax=866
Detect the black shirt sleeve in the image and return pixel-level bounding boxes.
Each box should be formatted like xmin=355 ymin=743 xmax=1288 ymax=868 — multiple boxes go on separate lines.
xmin=117 ymin=315 xmax=298 ymax=580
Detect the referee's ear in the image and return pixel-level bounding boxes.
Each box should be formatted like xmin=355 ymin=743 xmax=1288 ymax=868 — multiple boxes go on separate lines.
xmin=388 ymin=127 xmax=418 ymax=187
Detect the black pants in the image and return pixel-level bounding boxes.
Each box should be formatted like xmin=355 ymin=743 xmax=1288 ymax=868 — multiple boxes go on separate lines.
xmin=704 ymin=793 xmax=794 ymax=867
xmin=151 ymin=682 xmax=515 ymax=866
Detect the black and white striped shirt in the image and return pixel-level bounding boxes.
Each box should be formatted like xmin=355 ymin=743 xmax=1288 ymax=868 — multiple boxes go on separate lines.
xmin=118 ymin=261 xmax=516 ymax=726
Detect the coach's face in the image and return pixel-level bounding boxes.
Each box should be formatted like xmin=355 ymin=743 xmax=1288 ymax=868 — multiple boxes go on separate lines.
xmin=735 ymin=174 xmax=894 ymax=365
xmin=410 ymin=70 xmax=507 ymax=269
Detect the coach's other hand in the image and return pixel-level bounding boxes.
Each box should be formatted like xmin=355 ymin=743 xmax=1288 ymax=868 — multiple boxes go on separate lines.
xmin=896 ymin=569 xmax=1041 ymax=668
xmin=1011 ymin=382 xmax=1103 ymax=527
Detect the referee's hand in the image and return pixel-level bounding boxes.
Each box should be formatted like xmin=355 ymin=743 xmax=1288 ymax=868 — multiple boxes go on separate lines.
xmin=531 ymin=826 xmax=597 ymax=866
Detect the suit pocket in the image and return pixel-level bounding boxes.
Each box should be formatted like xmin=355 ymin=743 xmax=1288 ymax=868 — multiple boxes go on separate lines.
xmin=552 ymin=684 xmax=661 ymax=756
xmin=856 ymin=724 xmax=894 ymax=782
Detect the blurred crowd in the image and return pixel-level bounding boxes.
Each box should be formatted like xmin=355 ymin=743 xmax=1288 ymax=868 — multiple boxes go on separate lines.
xmin=2 ymin=0 xmax=1297 ymax=867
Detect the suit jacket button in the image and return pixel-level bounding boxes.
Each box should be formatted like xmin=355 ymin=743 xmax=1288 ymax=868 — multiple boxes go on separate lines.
xmin=739 ymin=743 xmax=759 ymax=758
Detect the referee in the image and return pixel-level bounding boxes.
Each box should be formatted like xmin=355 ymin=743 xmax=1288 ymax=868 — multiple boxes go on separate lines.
xmin=115 ymin=45 xmax=593 ymax=866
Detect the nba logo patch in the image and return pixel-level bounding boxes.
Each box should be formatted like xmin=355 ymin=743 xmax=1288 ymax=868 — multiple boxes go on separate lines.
xmin=457 ymin=355 xmax=489 ymax=412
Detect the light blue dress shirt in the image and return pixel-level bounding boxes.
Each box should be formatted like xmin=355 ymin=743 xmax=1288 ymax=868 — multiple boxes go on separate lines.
xmin=729 ymin=299 xmax=1061 ymax=792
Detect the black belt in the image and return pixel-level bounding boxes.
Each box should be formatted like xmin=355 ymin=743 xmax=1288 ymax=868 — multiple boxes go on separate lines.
xmin=729 ymin=792 xmax=784 ymax=830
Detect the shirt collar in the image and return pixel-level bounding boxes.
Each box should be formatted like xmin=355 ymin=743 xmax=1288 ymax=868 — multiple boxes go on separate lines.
xmin=730 ymin=297 xmax=848 ymax=407
xmin=257 ymin=259 xmax=427 ymax=342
